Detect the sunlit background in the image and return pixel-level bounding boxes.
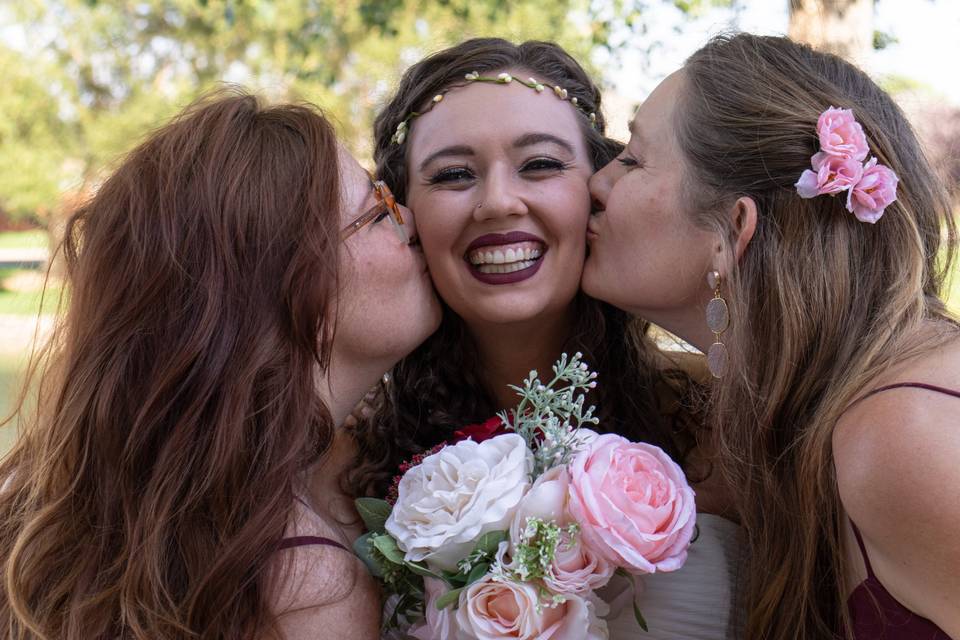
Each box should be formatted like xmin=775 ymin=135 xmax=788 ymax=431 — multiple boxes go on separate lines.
xmin=2 ymin=0 xmax=959 ymax=452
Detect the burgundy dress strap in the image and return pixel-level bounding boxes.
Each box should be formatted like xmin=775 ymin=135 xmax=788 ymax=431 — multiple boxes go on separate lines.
xmin=849 ymin=522 xmax=875 ymax=578
xmin=276 ymin=535 xmax=349 ymax=552
xmin=275 ymin=495 xmax=350 ymax=552
xmin=849 ymin=382 xmax=960 ymax=410
xmin=847 ymin=521 xmax=951 ymax=638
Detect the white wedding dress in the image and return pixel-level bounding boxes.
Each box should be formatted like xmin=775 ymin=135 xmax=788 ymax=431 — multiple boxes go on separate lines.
xmin=602 ymin=513 xmax=745 ymax=640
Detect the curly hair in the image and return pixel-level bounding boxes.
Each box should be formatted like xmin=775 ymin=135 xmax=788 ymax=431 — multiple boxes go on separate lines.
xmin=345 ymin=38 xmax=698 ymax=498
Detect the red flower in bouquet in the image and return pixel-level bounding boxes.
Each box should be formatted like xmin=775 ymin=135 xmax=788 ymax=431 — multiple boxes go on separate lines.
xmin=453 ymin=416 xmax=508 ymax=443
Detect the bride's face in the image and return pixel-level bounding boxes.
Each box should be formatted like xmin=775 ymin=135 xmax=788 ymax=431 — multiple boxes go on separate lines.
xmin=403 ymin=71 xmax=594 ymax=328
xmin=583 ymin=71 xmax=716 ymax=322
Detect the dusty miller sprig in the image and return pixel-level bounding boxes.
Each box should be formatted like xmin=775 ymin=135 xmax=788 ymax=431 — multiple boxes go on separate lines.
xmin=498 ymin=351 xmax=599 ymax=478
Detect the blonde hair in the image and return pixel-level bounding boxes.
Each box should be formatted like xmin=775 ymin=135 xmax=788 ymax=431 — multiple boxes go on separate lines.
xmin=676 ymin=33 xmax=957 ymax=638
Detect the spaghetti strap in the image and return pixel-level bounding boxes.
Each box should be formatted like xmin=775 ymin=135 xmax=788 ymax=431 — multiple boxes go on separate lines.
xmin=849 ymin=521 xmax=875 ymax=579
xmin=846 ymin=381 xmax=960 ymax=412
xmin=276 ymin=535 xmax=349 ymax=552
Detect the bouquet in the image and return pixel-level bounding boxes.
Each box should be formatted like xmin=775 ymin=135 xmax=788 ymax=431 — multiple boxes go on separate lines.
xmin=354 ymin=353 xmax=696 ymax=639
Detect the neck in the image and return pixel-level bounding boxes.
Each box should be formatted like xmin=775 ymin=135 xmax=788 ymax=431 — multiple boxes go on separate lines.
xmin=316 ymin=351 xmax=388 ymax=428
xmin=467 ymin=308 xmax=576 ymax=411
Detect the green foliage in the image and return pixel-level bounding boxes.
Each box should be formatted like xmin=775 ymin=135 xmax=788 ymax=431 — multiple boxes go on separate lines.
xmin=499 ymin=351 xmax=599 ymax=477
xmin=0 ymin=0 xmax=602 ymax=223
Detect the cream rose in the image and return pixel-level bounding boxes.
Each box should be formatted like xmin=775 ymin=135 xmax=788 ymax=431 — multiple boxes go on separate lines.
xmin=385 ymin=433 xmax=533 ymax=571
xmin=454 ymin=574 xmax=607 ymax=640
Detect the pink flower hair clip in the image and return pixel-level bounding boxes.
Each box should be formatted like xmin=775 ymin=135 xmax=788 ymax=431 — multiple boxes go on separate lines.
xmin=794 ymin=106 xmax=898 ymax=224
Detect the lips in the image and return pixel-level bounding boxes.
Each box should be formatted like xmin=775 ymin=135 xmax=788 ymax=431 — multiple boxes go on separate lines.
xmin=464 ymin=231 xmax=547 ymax=285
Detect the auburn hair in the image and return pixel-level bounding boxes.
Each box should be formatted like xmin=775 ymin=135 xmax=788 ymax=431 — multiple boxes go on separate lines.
xmin=0 ymin=90 xmax=343 ymax=639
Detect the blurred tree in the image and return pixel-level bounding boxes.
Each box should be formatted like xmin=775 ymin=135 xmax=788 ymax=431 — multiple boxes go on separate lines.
xmin=788 ymin=0 xmax=874 ymax=64
xmin=0 ymin=0 xmax=723 ymax=226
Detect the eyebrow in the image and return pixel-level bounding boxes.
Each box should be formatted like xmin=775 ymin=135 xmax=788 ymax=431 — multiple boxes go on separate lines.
xmin=418 ymin=145 xmax=475 ymax=173
xmin=512 ymin=132 xmax=575 ymax=155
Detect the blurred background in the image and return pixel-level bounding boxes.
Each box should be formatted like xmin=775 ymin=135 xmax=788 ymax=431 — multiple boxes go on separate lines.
xmin=2 ymin=0 xmax=959 ymax=453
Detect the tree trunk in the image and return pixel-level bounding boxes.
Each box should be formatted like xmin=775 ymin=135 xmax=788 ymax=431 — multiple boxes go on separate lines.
xmin=789 ymin=0 xmax=874 ymax=66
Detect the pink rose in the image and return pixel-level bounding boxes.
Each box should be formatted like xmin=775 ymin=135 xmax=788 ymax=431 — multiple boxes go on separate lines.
xmin=795 ymin=151 xmax=864 ymax=198
xmin=846 ymin=157 xmax=898 ymax=223
xmin=509 ymin=466 xmax=614 ymax=594
xmin=817 ymin=106 xmax=869 ymax=161
xmin=454 ymin=574 xmax=607 ymax=640
xmin=567 ymin=434 xmax=696 ymax=574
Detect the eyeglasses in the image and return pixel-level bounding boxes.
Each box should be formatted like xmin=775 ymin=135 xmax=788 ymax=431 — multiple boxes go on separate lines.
xmin=341 ymin=176 xmax=410 ymax=245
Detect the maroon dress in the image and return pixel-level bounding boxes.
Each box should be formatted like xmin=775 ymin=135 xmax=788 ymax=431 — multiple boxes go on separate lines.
xmin=845 ymin=382 xmax=956 ymax=640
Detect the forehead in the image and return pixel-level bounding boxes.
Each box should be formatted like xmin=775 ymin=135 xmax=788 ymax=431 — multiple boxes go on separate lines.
xmin=630 ymin=70 xmax=684 ymax=146
xmin=406 ymin=71 xmax=588 ymax=160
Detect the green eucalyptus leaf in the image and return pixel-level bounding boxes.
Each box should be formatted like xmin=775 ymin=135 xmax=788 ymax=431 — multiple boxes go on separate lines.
xmin=465 ymin=562 xmax=490 ymax=585
xmin=352 ymin=532 xmax=384 ymax=578
xmin=472 ymin=530 xmax=508 ymax=557
xmin=372 ymin=533 xmax=406 ymax=565
xmin=633 ymin=602 xmax=649 ymax=632
xmin=435 ymin=586 xmax=464 ymax=610
xmin=355 ymin=497 xmax=392 ymax=534
xmin=405 ymin=560 xmax=448 ymax=583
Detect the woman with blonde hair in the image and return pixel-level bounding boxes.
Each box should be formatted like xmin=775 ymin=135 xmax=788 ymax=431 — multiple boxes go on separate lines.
xmin=586 ymin=33 xmax=959 ymax=639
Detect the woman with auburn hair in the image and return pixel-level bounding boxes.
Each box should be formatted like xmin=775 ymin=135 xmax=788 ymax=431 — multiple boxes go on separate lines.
xmin=352 ymin=37 xmax=744 ymax=639
xmin=585 ymin=33 xmax=960 ymax=639
xmin=0 ymin=90 xmax=439 ymax=639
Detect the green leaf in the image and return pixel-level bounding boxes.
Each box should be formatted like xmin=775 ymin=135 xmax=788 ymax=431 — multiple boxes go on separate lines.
xmin=435 ymin=586 xmax=464 ymax=610
xmin=472 ymin=530 xmax=508 ymax=557
xmin=465 ymin=562 xmax=489 ymax=585
xmin=372 ymin=533 xmax=406 ymax=565
xmin=355 ymin=497 xmax=392 ymax=534
xmin=612 ymin=567 xmax=648 ymax=632
xmin=353 ymin=532 xmax=384 ymax=578
xmin=633 ymin=602 xmax=649 ymax=632
xmin=405 ymin=560 xmax=448 ymax=583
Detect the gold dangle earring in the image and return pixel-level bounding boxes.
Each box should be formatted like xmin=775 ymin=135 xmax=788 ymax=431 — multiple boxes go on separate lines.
xmin=705 ymin=271 xmax=729 ymax=378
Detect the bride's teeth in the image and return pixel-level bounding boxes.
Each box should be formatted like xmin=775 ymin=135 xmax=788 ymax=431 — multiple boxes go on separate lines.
xmin=467 ymin=241 xmax=545 ymax=267
xmin=476 ymin=259 xmax=537 ymax=274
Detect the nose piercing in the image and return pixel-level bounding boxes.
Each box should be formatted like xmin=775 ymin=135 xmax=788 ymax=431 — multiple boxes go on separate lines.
xmin=476 ymin=201 xmax=483 ymax=210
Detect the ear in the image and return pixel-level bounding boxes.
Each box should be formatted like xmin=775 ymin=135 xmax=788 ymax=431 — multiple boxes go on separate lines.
xmin=711 ymin=196 xmax=757 ymax=272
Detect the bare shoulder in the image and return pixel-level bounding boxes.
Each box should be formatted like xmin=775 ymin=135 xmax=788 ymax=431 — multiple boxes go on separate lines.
xmin=267 ymin=500 xmax=381 ymax=639
xmin=833 ymin=334 xmax=960 ymax=631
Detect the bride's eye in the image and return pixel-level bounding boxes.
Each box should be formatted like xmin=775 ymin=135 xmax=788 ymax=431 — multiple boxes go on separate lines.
xmin=520 ymin=157 xmax=569 ymax=173
xmin=427 ymin=166 xmax=475 ymax=185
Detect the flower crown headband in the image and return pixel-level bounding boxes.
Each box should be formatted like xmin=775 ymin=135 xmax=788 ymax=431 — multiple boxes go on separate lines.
xmin=390 ymin=71 xmax=599 ymax=145
xmin=794 ymin=106 xmax=898 ymax=224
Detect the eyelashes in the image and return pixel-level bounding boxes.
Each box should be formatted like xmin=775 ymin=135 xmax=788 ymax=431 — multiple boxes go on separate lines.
xmin=617 ymin=154 xmax=644 ymax=169
xmin=425 ymin=157 xmax=572 ymax=186
xmin=426 ymin=166 xmax=474 ymax=185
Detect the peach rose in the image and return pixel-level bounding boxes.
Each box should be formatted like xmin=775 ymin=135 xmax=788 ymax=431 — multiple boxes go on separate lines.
xmin=567 ymin=433 xmax=696 ymax=574
xmin=454 ymin=574 xmax=607 ymax=640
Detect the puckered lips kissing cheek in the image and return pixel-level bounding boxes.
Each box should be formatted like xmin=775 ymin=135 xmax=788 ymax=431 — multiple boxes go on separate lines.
xmin=465 ymin=230 xmax=547 ymax=285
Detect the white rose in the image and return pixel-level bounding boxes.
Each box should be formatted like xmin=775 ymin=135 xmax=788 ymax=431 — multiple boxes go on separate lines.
xmin=454 ymin=574 xmax=608 ymax=640
xmin=386 ymin=433 xmax=533 ymax=571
